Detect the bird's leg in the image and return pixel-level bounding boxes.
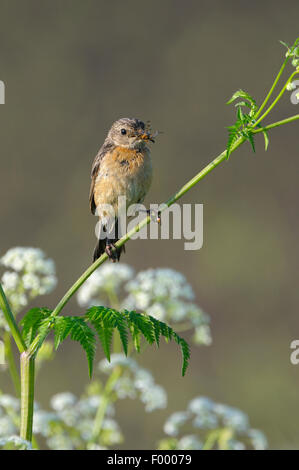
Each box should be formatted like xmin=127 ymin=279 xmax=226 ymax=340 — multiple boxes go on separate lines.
xmin=145 ymin=209 xmax=161 ymax=224
xmin=105 ymin=238 xmax=119 ymax=263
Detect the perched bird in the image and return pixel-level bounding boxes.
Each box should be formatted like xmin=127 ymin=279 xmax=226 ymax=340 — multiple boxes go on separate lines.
xmin=89 ymin=118 xmax=155 ymax=262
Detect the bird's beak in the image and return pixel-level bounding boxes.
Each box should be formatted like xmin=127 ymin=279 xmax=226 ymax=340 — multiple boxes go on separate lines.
xmin=139 ymin=132 xmax=155 ymax=143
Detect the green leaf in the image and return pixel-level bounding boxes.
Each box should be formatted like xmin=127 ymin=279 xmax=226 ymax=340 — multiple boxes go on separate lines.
xmin=86 ymin=307 xmax=114 ymax=361
xmin=247 ymin=132 xmax=256 ymax=153
xmin=172 ymin=332 xmax=190 ymax=377
xmin=56 ymin=306 xmax=191 ymax=377
xmin=227 ymin=89 xmax=257 ymax=110
xmin=124 ymin=310 xmax=156 ymax=345
xmin=20 ymin=308 xmax=52 ymax=347
xmin=53 ymin=316 xmax=74 ymax=349
xmin=279 ymin=40 xmax=289 ymax=49
xmin=53 ymin=316 xmax=96 ymax=377
xmin=86 ymin=306 xmax=128 ymax=359
xmin=69 ymin=317 xmax=96 ymax=378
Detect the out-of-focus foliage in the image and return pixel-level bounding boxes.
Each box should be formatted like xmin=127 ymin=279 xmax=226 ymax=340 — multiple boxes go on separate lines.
xmin=0 ymin=248 xmax=57 ymax=327
xmin=158 ymin=396 xmax=268 ymax=450
xmin=0 ymin=251 xmax=267 ymax=450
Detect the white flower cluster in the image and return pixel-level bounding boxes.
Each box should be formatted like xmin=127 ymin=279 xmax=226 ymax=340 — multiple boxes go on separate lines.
xmin=33 ymin=391 xmax=120 ymax=450
xmin=0 ymin=248 xmax=57 ymax=324
xmin=77 ymin=264 xmax=134 ymax=307
xmin=77 ymin=264 xmax=211 ymax=347
xmin=125 ymin=268 xmax=211 ymax=346
xmin=0 ymin=387 xmax=122 ymax=450
xmin=162 ymin=396 xmax=268 ymax=450
xmin=0 ymin=435 xmax=32 ymax=450
xmin=99 ymin=354 xmax=167 ymax=412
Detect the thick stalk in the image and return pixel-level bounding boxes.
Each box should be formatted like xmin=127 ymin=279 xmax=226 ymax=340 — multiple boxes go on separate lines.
xmin=4 ymin=332 xmax=21 ymax=396
xmin=0 ymin=284 xmax=26 ymax=353
xmin=20 ymin=351 xmax=35 ymax=442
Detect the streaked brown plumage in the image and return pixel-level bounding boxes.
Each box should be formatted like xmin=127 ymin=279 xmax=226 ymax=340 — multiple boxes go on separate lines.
xmin=89 ymin=118 xmax=154 ymax=262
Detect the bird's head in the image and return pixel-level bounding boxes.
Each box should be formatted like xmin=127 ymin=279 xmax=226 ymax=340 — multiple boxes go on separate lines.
xmin=107 ymin=118 xmax=157 ymax=149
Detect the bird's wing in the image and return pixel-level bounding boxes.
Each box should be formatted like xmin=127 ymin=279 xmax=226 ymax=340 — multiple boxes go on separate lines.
xmin=89 ymin=140 xmax=115 ymax=215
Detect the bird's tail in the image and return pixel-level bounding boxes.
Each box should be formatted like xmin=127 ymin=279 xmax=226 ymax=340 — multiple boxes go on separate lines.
xmin=93 ymin=219 xmax=125 ymax=262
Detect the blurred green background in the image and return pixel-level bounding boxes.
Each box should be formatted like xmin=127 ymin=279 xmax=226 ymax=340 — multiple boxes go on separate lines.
xmin=0 ymin=0 xmax=299 ymax=449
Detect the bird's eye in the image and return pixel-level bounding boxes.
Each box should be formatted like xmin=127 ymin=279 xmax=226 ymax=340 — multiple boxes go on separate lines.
xmin=121 ymin=129 xmax=127 ymax=135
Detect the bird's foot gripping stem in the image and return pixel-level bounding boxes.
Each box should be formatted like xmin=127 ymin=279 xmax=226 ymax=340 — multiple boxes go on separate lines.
xmin=105 ymin=240 xmax=120 ymax=263
xmin=146 ymin=209 xmax=161 ymax=224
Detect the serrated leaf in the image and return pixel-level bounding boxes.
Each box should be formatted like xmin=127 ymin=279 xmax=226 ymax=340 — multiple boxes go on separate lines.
xmin=20 ymin=308 xmax=52 ymax=347
xmin=70 ymin=317 xmax=96 ymax=378
xmin=53 ymin=316 xmax=96 ymax=377
xmin=86 ymin=306 xmax=128 ymax=358
xmin=53 ymin=316 xmax=74 ymax=349
xmin=86 ymin=306 xmax=190 ymax=376
xmin=247 ymin=132 xmax=256 ymax=153
xmin=86 ymin=307 xmax=114 ymax=361
xmin=279 ymin=40 xmax=289 ymax=49
xmin=124 ymin=310 xmax=155 ymax=345
xmin=227 ymin=89 xmax=257 ymax=109
xmin=172 ymin=333 xmax=190 ymax=377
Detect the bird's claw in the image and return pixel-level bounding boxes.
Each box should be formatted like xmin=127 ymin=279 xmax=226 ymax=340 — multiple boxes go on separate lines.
xmin=105 ymin=243 xmax=119 ymax=262
xmin=147 ymin=209 xmax=161 ymax=224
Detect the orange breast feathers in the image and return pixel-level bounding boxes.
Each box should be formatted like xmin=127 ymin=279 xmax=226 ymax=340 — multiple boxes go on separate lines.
xmin=93 ymin=145 xmax=153 ymax=214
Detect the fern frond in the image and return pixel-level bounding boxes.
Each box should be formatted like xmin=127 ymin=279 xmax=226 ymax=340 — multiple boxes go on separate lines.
xmin=53 ymin=316 xmax=74 ymax=349
xmin=124 ymin=310 xmax=156 ymax=345
xmin=68 ymin=317 xmax=96 ymax=378
xmin=172 ymin=332 xmax=191 ymax=377
xmin=20 ymin=308 xmax=52 ymax=347
xmin=52 ymin=316 xmax=96 ymax=377
xmin=227 ymin=89 xmax=257 ymax=112
xmin=86 ymin=307 xmax=114 ymax=361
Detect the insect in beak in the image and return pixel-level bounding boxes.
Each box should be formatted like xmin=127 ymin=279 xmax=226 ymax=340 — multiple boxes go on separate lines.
xmin=139 ymin=130 xmax=161 ymax=143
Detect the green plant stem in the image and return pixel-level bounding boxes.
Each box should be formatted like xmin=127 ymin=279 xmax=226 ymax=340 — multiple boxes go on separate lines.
xmin=48 ymin=137 xmax=245 ymax=322
xmin=253 ymin=114 xmax=299 ymax=133
xmin=20 ymin=351 xmax=35 ymax=442
xmin=254 ymin=57 xmax=290 ymax=120
xmin=26 ymin=111 xmax=298 ymax=358
xmin=31 ymin=111 xmax=299 ymax=344
xmin=0 ymin=284 xmax=26 ymax=353
xmin=89 ymin=366 xmax=122 ymax=445
xmin=255 ymin=37 xmax=299 ymax=120
xmin=253 ymin=70 xmax=299 ymax=128
xmin=4 ymin=332 xmax=21 ymax=397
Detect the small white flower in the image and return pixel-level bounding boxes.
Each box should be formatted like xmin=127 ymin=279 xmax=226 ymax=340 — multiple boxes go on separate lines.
xmin=227 ymin=439 xmax=246 ymax=450
xmin=33 ymin=410 xmax=59 ymax=436
xmin=193 ymin=325 xmax=212 ymax=346
xmin=0 ymin=435 xmax=32 ymax=450
xmin=177 ymin=434 xmax=202 ymax=450
xmin=22 ymin=273 xmax=41 ymax=291
xmin=50 ymin=392 xmax=77 ymax=411
xmin=215 ymin=404 xmax=249 ymax=432
xmin=0 ymin=394 xmax=20 ymax=411
xmin=249 ymin=429 xmax=268 ymax=450
xmin=77 ymin=264 xmax=134 ymax=307
xmin=47 ymin=434 xmax=74 ymax=450
xmin=99 ymin=354 xmax=137 ymax=373
xmin=164 ymin=411 xmax=190 ymax=436
xmin=0 ymin=416 xmax=17 ymax=436
xmin=114 ymin=377 xmax=136 ymax=399
xmin=101 ymin=418 xmax=123 ymax=445
xmin=188 ymin=396 xmax=214 ymax=414
xmin=141 ymin=385 xmax=167 ymax=412
xmin=286 ymin=81 xmax=296 ymax=91
xmin=145 ymin=303 xmax=166 ymax=321
xmin=1 ymin=271 xmax=19 ymax=290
